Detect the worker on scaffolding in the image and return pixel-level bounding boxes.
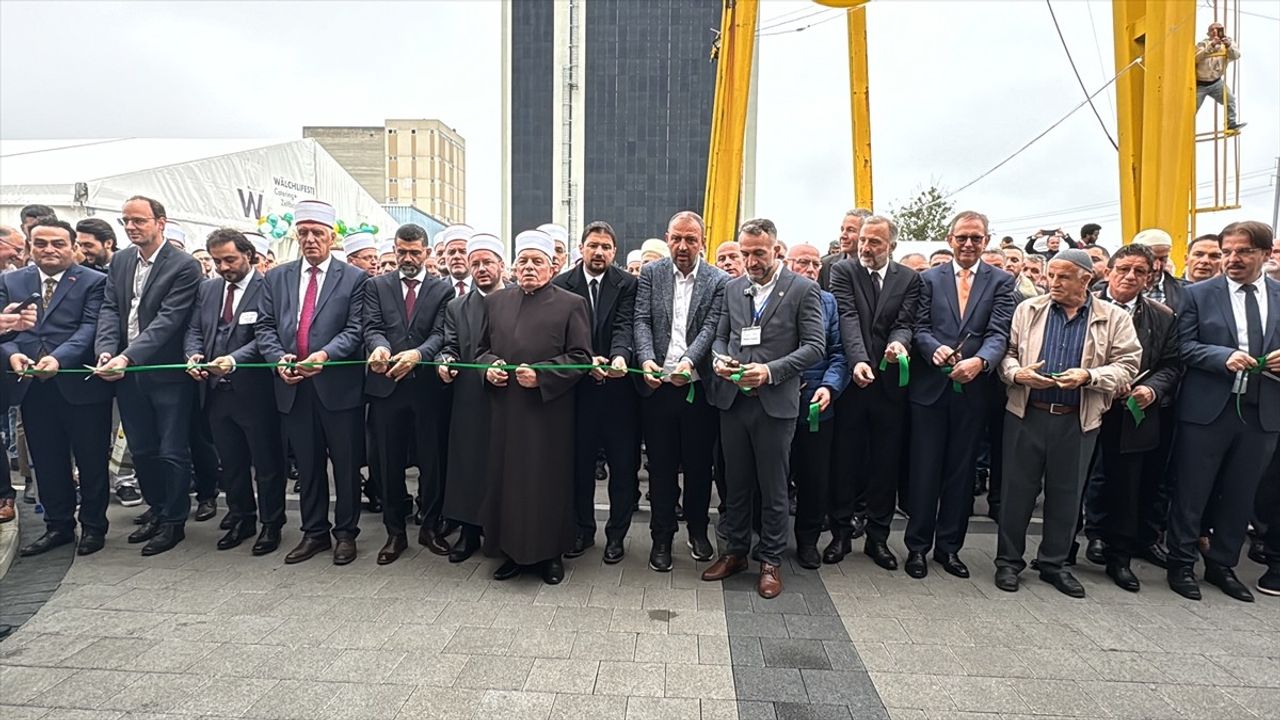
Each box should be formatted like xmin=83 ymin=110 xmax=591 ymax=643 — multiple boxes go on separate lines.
xmin=1194 ymin=22 xmax=1244 ymax=132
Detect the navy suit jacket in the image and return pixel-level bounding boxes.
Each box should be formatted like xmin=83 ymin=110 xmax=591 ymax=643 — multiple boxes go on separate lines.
xmin=1175 ymin=275 xmax=1280 ymax=431
xmin=255 ymin=258 xmax=367 ymax=413
xmin=1 ymin=264 xmax=113 ymax=405
xmin=184 ymin=272 xmax=273 ymax=398
xmin=911 ymin=260 xmax=1017 ymax=406
xmin=362 ymin=271 xmax=451 ymax=399
xmin=94 ymin=242 xmax=203 ymax=386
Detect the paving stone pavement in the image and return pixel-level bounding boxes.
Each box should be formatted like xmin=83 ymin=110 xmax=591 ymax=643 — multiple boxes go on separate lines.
xmin=1 ymin=495 xmax=1278 ymax=720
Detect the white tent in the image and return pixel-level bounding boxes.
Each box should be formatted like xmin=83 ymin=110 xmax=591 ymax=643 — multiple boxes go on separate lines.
xmin=0 ymin=138 xmax=394 ymax=259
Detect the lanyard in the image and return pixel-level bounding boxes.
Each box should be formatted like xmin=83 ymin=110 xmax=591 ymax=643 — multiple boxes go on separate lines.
xmin=751 ymin=295 xmax=770 ymax=326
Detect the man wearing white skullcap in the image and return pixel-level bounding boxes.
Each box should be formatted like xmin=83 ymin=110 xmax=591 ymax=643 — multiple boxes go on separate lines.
xmin=477 ymin=229 xmax=592 ymax=584
xmin=164 ymin=222 xmax=187 ymax=250
xmin=435 ymin=232 xmax=507 ymax=561
xmin=377 ymin=240 xmax=397 ymax=276
xmin=343 ymin=231 xmax=379 ymax=276
xmin=1131 ymin=228 xmax=1184 ymax=309
xmin=538 ymin=223 xmax=570 ymax=273
xmin=626 ymin=249 xmax=643 ymax=276
xmin=440 ymin=224 xmax=475 ymax=297
xmin=256 ymin=198 xmax=370 ymax=565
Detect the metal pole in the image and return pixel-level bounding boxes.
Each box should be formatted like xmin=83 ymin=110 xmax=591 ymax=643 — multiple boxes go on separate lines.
xmin=1271 ymin=156 xmax=1279 ymax=231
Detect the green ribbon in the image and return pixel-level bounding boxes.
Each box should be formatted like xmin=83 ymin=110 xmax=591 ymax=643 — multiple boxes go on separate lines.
xmin=878 ymin=356 xmax=909 ymax=386
xmin=686 ymin=381 xmax=696 ymax=404
xmin=807 ymin=402 xmax=820 ymax=433
xmin=1234 ymin=354 xmax=1273 ymax=421
xmin=940 ymin=366 xmax=963 ymax=393
xmin=1125 ymin=395 xmax=1146 ymax=427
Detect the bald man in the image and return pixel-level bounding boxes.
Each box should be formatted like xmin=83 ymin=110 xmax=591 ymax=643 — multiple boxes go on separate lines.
xmin=716 ymin=242 xmax=744 ymax=278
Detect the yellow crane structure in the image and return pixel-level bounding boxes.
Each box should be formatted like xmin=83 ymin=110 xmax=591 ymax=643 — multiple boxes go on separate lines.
xmin=702 ymin=0 xmax=1244 ymax=271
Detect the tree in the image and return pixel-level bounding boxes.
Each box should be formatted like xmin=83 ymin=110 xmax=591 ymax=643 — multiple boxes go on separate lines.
xmin=889 ymin=185 xmax=954 ymax=243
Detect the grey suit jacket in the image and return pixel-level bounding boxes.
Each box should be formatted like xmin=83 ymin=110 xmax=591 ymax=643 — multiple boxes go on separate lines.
xmin=633 ymin=257 xmax=728 ymax=396
xmin=709 ymin=266 xmax=826 ymax=419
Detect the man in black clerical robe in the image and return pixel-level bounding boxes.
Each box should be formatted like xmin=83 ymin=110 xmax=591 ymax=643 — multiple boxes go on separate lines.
xmin=478 ymin=229 xmax=592 ymax=585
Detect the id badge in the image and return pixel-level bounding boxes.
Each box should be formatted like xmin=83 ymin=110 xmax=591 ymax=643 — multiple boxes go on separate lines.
xmin=741 ymin=326 xmax=762 ymax=347
xmin=238 ymin=311 xmax=258 ymax=325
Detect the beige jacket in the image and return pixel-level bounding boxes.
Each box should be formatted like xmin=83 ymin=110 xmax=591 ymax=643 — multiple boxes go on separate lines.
xmin=1196 ymin=38 xmax=1240 ymax=82
xmin=999 ymin=294 xmax=1141 ymax=433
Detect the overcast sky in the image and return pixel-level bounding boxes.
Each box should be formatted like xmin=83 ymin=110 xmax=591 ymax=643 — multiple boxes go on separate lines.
xmin=2 ymin=0 xmax=1276 ymax=250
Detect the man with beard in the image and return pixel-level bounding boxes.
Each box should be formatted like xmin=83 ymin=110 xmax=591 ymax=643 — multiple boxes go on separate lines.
xmin=1085 ymin=245 xmax=1110 ymax=286
xmin=1132 ymin=229 xmax=1185 ymax=310
xmin=441 ymin=224 xmax=476 ymax=298
xmin=184 ymin=228 xmax=285 ymax=554
xmin=343 ymin=231 xmax=380 ymax=277
xmin=716 ymin=241 xmax=745 ymax=279
xmin=93 ymin=196 xmax=203 ymax=555
xmin=818 ymin=209 xmax=871 ymax=289
xmin=75 ymin=218 xmax=116 ymax=272
xmin=827 ymin=215 xmax=920 ymax=569
xmin=437 ymin=233 xmax=505 ymax=562
xmin=4 ymin=219 xmax=112 ymax=556
xmin=364 ymin=223 xmax=453 ymax=564
xmin=1002 ymin=247 xmax=1041 ymax=299
xmin=553 ymin=221 xmax=640 ymax=562
xmin=257 ymin=199 xmax=368 ymax=565
xmin=1185 ymin=234 xmax=1224 ymax=283
xmin=479 ymin=230 xmax=592 ymax=584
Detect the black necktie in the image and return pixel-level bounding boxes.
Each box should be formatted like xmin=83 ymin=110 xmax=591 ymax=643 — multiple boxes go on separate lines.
xmin=1244 ymin=283 xmax=1263 ymax=357
xmin=589 ymin=278 xmax=599 ymax=317
xmin=869 ymin=268 xmax=881 ymax=306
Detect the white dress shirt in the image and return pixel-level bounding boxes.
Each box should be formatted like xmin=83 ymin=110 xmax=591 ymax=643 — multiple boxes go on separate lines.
xmin=582 ymin=266 xmax=605 ymax=312
xmin=37 ymin=269 xmax=65 ymax=294
xmin=749 ymin=265 xmax=780 ymax=318
xmin=400 ymin=268 xmax=427 ymax=298
xmin=662 ymin=258 xmax=702 ymax=380
xmin=449 ymin=274 xmax=473 ymax=297
xmin=223 ymin=268 xmax=254 ymax=317
xmin=296 ymin=255 xmax=333 ymax=322
xmin=127 ymin=244 xmax=163 ymax=343
xmin=1226 ymin=274 xmax=1270 ymax=393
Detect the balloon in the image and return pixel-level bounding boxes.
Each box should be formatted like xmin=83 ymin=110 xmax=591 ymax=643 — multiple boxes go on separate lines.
xmin=267 ymin=214 xmax=279 ymax=226
xmin=258 ymin=215 xmax=267 ymax=225
xmin=272 ymin=227 xmax=286 ymax=239
xmin=369 ymin=225 xmax=378 ymax=235
xmin=282 ymin=212 xmax=293 ymax=224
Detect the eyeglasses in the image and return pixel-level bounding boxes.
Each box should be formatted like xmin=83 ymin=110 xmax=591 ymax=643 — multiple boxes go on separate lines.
xmin=118 ymin=217 xmax=155 ymax=227
xmin=951 ymin=235 xmax=987 ymax=246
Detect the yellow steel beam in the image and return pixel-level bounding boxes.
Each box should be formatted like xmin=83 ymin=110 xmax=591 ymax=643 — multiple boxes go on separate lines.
xmin=1112 ymin=0 xmax=1144 ymax=245
xmin=703 ymin=0 xmax=759 ymax=259
xmin=846 ymin=4 xmax=873 ymax=210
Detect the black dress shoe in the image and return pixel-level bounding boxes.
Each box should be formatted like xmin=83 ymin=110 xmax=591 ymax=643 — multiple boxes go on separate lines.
xmin=417 ymin=525 xmax=451 ymax=556
xmin=687 ymin=532 xmax=714 ymax=562
xmin=1106 ymin=562 xmax=1140 ymax=592
xmin=849 ymin=515 xmax=868 ymax=540
xmin=493 ymin=558 xmax=522 ymax=580
xmin=994 ymin=566 xmax=1020 ymax=592
xmin=251 ymin=526 xmax=281 ymax=556
xmin=542 ymin=558 xmax=565 ymax=585
xmin=436 ymin=517 xmax=460 ymax=538
xmin=1040 ymin=570 xmax=1086 ymax=598
xmin=292 ymin=480 xmax=302 ymax=494
xmin=284 ymin=536 xmax=332 ymax=564
xmin=796 ymin=545 xmax=821 ymax=570
xmin=564 ymin=534 xmax=594 ymax=559
xmin=19 ymin=530 xmax=75 ymax=557
xmin=377 ymin=535 xmax=407 ymax=564
xmin=649 ymin=540 xmax=673 ymax=572
xmin=333 ymin=538 xmax=357 ymax=565
xmin=1257 ymin=565 xmax=1280 ymax=597
xmin=1136 ymin=543 xmax=1169 ymax=569
xmin=823 ymin=533 xmax=852 ymax=564
xmin=193 ymin=498 xmax=218 ymax=522
xmin=863 ymin=538 xmax=898 ymax=571
xmin=219 ymin=513 xmax=235 ymax=531
xmin=362 ymin=489 xmax=382 ymax=514
xmin=1247 ymin=538 xmax=1267 ymax=566
xmin=449 ymin=527 xmax=481 ymax=564
xmin=1205 ymin=562 xmax=1254 ymax=602
xmin=933 ymin=552 xmax=970 ymax=579
xmin=127 ymin=519 xmax=162 ymax=544
xmin=132 ymin=508 xmax=154 ymax=526
xmin=904 ymin=551 xmax=928 ymax=579
xmin=603 ymin=539 xmax=625 ymax=564
xmin=141 ymin=525 xmax=185 ymax=556
xmin=216 ymin=521 xmax=257 ymax=551
xmin=1167 ymin=565 xmax=1202 ymax=600
xmin=77 ymin=532 xmax=105 ymax=556
xmin=1085 ymin=538 xmax=1106 ymax=566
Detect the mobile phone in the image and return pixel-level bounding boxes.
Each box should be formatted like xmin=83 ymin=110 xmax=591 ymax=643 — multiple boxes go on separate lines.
xmin=11 ymin=293 xmax=41 ymax=312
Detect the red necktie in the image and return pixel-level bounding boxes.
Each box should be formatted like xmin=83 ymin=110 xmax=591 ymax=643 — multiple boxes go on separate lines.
xmin=404 ymin=278 xmax=419 ymax=321
xmin=221 ymin=283 xmax=237 ymax=325
xmin=296 ymin=266 xmax=319 ymax=358
xmin=455 ymin=280 xmax=466 ymax=298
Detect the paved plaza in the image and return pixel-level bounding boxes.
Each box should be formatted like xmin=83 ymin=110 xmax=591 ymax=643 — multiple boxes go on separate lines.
xmin=1 ymin=491 xmax=1278 ymax=720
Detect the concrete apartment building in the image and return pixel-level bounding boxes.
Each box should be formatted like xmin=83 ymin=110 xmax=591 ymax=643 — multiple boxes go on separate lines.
xmin=304 ymin=119 xmax=466 ymax=225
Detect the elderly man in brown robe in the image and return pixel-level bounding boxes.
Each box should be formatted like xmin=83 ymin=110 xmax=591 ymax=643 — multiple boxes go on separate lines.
xmin=478 ymin=229 xmax=593 ymax=584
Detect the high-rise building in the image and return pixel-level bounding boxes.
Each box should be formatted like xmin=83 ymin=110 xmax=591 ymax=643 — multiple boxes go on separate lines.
xmin=502 ymin=0 xmax=726 ymax=255
xmin=304 ymin=119 xmax=466 ymax=225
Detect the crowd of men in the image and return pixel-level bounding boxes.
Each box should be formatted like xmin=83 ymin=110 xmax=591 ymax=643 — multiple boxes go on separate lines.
xmin=0 ymin=196 xmax=1277 ymax=602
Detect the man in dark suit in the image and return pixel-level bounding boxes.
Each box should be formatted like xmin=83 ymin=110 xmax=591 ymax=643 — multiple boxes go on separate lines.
xmin=817 ymin=209 xmax=871 ymax=290
xmin=1132 ymin=229 xmax=1187 ymax=311
xmin=184 ymin=228 xmax=285 ymax=555
xmin=702 ymin=220 xmax=825 ymax=598
xmin=1166 ymin=221 xmax=1280 ymax=602
xmin=93 ymin=196 xmax=203 ymax=556
xmin=827 ymin=215 xmax=920 ymax=570
xmin=634 ymin=211 xmax=728 ymax=572
xmin=0 ymin=294 xmax=38 ymax=526
xmin=256 ymin=199 xmax=368 ymax=566
xmin=3 ymin=219 xmax=113 ymax=556
xmin=363 ymin=223 xmax=451 ymax=564
xmin=906 ymin=210 xmax=1017 ymax=580
xmin=552 ymin=221 xmax=640 ymax=562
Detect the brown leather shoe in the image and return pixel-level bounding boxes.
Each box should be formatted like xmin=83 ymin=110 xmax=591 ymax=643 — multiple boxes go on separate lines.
xmin=376 ymin=534 xmax=408 ymax=565
xmin=758 ymin=562 xmax=783 ymax=599
xmin=0 ymin=498 xmax=15 ymax=524
xmin=701 ymin=554 xmax=748 ymax=581
xmin=333 ymin=538 xmax=357 ymax=566
xmin=284 ymin=536 xmax=331 ymax=564
xmin=418 ymin=525 xmax=451 ymax=556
